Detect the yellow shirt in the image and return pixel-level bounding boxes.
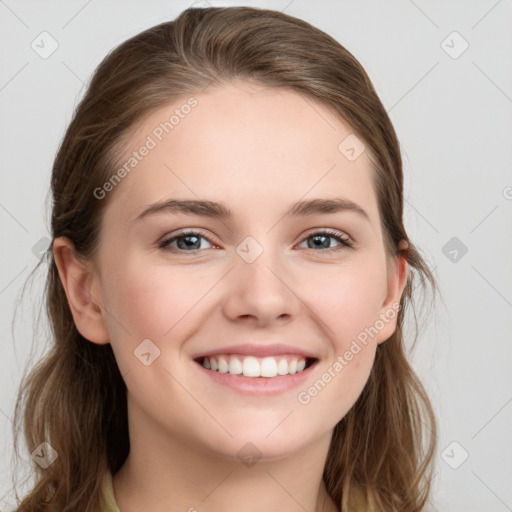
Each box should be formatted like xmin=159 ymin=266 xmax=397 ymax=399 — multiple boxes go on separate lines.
xmin=100 ymin=471 xmax=368 ymax=511
xmin=101 ymin=471 xmax=121 ymax=512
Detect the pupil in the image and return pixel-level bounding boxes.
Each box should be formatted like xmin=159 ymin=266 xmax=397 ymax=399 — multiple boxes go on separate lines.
xmin=310 ymin=235 xmax=329 ymax=249
xmin=178 ymin=235 xmax=200 ymax=250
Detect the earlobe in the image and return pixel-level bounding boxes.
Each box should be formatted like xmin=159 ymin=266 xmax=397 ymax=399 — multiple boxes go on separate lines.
xmin=375 ymin=240 xmax=409 ymax=345
xmin=52 ymin=237 xmax=110 ymax=345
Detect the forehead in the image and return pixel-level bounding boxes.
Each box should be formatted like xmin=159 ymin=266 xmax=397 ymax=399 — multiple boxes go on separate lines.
xmin=104 ymin=81 xmax=380 ymax=230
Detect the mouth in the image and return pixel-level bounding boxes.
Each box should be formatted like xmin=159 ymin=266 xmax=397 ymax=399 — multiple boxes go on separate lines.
xmin=193 ymin=354 xmax=318 ymax=378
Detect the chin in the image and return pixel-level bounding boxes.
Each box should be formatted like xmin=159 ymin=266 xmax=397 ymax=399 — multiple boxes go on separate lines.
xmin=205 ymin=428 xmax=313 ymax=464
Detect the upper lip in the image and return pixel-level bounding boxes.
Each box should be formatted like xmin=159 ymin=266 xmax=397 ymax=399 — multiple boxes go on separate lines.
xmin=192 ymin=343 xmax=318 ymax=360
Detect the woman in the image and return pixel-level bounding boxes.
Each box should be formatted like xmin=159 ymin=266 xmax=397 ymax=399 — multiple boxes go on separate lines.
xmin=12 ymin=6 xmax=437 ymax=511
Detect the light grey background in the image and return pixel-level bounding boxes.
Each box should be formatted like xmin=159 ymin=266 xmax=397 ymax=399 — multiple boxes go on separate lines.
xmin=1 ymin=1 xmax=511 ymax=510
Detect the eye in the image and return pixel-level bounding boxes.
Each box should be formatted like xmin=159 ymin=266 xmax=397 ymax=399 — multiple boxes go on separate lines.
xmin=159 ymin=230 xmax=215 ymax=252
xmin=297 ymin=229 xmax=353 ymax=253
xmin=158 ymin=228 xmax=353 ymax=254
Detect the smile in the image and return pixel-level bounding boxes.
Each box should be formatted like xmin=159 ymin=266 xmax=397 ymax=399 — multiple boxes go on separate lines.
xmin=196 ymin=354 xmax=316 ymax=377
xmin=193 ymin=354 xmax=319 ymax=396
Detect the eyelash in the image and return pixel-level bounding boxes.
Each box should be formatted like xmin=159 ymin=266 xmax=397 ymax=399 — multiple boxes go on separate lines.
xmin=158 ymin=229 xmax=353 ymax=255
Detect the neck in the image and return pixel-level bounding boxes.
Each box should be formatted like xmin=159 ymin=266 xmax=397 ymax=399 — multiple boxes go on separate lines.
xmin=113 ymin=397 xmax=339 ymax=512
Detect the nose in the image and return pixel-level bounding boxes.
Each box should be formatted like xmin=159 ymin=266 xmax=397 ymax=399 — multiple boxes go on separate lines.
xmin=222 ymin=245 xmax=301 ymax=327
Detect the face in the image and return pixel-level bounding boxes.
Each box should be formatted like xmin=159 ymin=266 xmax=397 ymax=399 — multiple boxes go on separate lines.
xmin=80 ymin=81 xmax=405 ymax=460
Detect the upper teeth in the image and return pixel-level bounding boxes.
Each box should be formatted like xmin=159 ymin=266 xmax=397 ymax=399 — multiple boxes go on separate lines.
xmin=201 ymin=355 xmax=308 ymax=377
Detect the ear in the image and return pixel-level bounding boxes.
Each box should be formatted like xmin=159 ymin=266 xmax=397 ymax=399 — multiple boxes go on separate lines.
xmin=53 ymin=236 xmax=110 ymax=345
xmin=375 ymin=239 xmax=409 ymax=345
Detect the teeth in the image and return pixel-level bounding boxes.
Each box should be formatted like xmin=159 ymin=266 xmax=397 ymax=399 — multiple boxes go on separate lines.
xmin=243 ymin=356 xmax=260 ymax=377
xmin=218 ymin=355 xmax=229 ymax=373
xmin=229 ymin=357 xmax=243 ymax=375
xmin=200 ymin=354 xmax=310 ymax=377
xmin=260 ymin=357 xmax=277 ymax=377
xmin=277 ymin=358 xmax=288 ymax=375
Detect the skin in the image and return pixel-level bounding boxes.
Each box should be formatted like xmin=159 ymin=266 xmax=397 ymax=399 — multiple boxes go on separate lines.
xmin=54 ymin=80 xmax=408 ymax=512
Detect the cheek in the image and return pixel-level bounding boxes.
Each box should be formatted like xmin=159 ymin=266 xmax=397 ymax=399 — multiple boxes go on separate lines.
xmin=307 ymin=264 xmax=387 ymax=348
xmin=101 ymin=261 xmax=220 ymax=343
xmin=99 ymin=262 xmax=212 ymax=381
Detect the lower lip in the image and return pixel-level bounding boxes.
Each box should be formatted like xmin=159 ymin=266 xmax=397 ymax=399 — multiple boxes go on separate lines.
xmin=194 ymin=360 xmax=318 ymax=396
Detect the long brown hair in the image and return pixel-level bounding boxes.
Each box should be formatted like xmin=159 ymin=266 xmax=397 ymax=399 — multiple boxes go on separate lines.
xmin=11 ymin=6 xmax=438 ymax=511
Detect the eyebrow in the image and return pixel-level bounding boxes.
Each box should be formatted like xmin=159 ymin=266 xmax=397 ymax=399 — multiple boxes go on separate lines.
xmin=135 ymin=197 xmax=370 ymax=223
